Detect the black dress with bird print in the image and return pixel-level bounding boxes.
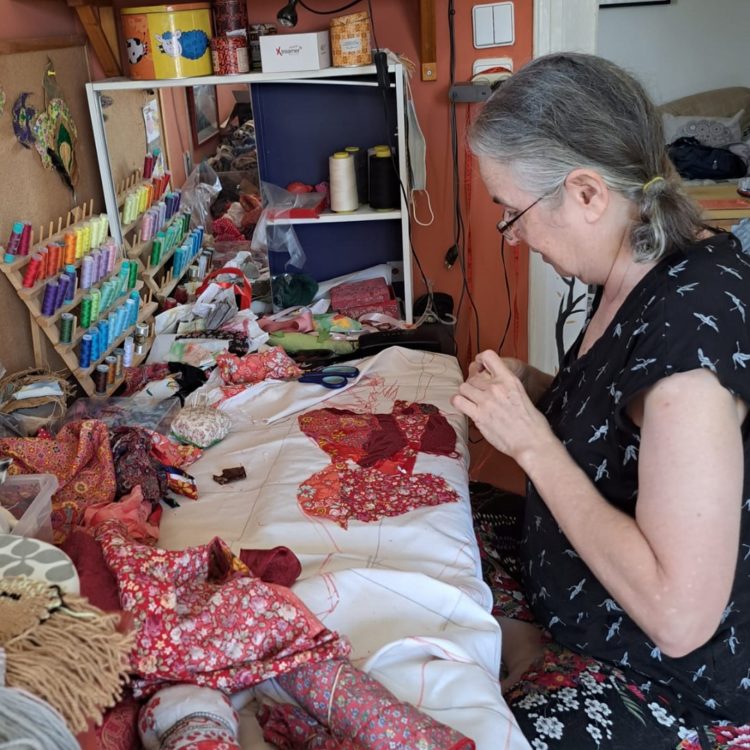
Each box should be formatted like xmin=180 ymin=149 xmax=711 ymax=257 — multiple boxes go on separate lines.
xmin=522 ymin=232 xmax=750 ymax=726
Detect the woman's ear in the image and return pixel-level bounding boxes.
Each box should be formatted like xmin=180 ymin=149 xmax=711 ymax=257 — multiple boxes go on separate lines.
xmin=564 ymin=168 xmax=609 ymax=222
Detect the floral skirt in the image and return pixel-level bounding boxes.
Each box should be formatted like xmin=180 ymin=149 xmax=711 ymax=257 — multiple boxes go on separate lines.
xmin=469 ymin=482 xmax=750 ymax=750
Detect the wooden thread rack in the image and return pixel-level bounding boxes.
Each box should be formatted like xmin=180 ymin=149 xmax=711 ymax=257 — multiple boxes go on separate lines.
xmin=0 ymin=198 xmax=157 ymax=397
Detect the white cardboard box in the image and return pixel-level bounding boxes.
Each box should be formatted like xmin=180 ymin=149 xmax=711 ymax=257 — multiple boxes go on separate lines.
xmin=260 ymin=30 xmax=331 ymax=73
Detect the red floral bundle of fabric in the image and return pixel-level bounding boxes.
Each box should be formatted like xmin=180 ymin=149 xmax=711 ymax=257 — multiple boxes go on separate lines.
xmin=216 ymin=346 xmax=303 ymax=386
xmin=97 ymin=521 xmax=349 ymax=697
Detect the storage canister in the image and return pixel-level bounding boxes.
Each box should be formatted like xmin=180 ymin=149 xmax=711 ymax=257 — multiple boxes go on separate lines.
xmin=330 ymin=11 xmax=372 ymax=67
xmin=121 ymin=3 xmax=214 ymax=80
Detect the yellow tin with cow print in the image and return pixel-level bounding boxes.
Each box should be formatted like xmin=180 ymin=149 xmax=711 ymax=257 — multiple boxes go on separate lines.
xmin=121 ymin=4 xmax=214 ymax=80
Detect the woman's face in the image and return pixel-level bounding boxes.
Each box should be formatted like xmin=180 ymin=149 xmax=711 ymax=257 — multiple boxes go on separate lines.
xmin=478 ymin=155 xmax=601 ymax=282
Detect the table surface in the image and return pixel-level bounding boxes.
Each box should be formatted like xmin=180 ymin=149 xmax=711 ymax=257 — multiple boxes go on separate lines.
xmin=685 ymin=182 xmax=750 ymax=221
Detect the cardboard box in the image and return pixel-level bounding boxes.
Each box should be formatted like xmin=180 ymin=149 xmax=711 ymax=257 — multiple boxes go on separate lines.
xmin=260 ymin=31 xmax=331 ymax=73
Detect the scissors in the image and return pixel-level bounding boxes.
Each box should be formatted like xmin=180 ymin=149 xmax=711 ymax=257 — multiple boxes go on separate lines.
xmin=298 ymin=365 xmax=360 ymax=389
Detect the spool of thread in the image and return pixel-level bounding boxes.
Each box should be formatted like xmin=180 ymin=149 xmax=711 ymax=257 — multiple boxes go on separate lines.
xmin=125 ymin=298 xmax=137 ymax=329
xmin=369 ymin=151 xmax=400 ymax=210
xmin=79 ymin=334 xmax=93 ymax=368
xmin=54 ymin=274 xmax=70 ymax=310
xmin=88 ymin=327 xmax=101 ymax=362
xmin=330 ymin=11 xmax=372 ymax=67
xmin=41 ymin=281 xmax=58 ymax=316
xmin=143 ymin=153 xmax=155 ymax=179
xmin=91 ymin=289 xmax=102 ymax=322
xmin=6 ymin=221 xmax=24 ymax=256
xmin=64 ymin=265 xmax=77 ymax=303
xmin=81 ymin=223 xmax=92 ymax=254
xmin=123 ymin=336 xmax=134 ymax=367
xmin=80 ymin=294 xmax=93 ymax=328
xmin=108 ymin=312 xmax=118 ymax=345
xmin=97 ymin=320 xmax=110 ymax=354
xmin=60 ymin=312 xmax=75 ymax=344
xmin=150 ymin=237 xmax=163 ymax=267
xmin=211 ymin=36 xmax=250 ymax=75
xmin=22 ymin=254 xmax=42 ymax=288
xmin=81 ymin=256 xmax=94 ymax=290
xmin=19 ymin=223 xmax=32 ymax=256
xmin=105 ymin=356 xmax=117 ymax=385
xmin=96 ymin=248 xmax=109 ymax=281
xmin=63 ymin=233 xmax=76 ymax=265
xmin=127 ymin=259 xmax=138 ymax=290
xmin=47 ymin=243 xmax=62 ymax=275
xmin=329 ymin=152 xmax=359 ymax=213
xmin=38 ymin=247 xmax=49 ymax=280
xmin=74 ymin=228 xmax=84 ymax=259
xmin=113 ymin=348 xmax=124 ymax=378
xmin=344 ymin=146 xmax=368 ymax=203
xmin=94 ymin=364 xmax=109 ymax=394
xmin=134 ymin=323 xmax=149 ymax=355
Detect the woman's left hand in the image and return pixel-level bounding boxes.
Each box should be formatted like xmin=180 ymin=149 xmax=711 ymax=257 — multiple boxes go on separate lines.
xmin=452 ymin=349 xmax=556 ymax=465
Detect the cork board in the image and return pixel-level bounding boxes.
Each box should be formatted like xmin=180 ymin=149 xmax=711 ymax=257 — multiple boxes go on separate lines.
xmin=0 ymin=44 xmax=100 ymax=376
xmin=102 ymin=88 xmax=166 ymax=191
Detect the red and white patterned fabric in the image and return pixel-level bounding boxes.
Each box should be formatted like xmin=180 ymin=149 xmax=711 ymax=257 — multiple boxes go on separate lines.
xmin=216 ymin=347 xmax=302 ymax=386
xmin=297 ymin=401 xmax=460 ymax=528
xmin=97 ymin=521 xmax=350 ymax=697
xmin=259 ymin=659 xmax=475 ymax=750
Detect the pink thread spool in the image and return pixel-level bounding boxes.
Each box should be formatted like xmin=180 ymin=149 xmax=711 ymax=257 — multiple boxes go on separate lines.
xmin=18 ymin=223 xmax=32 ymax=256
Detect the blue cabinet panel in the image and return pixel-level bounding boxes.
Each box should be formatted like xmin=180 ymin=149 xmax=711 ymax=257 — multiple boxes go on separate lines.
xmin=267 ymin=220 xmax=401 ymax=279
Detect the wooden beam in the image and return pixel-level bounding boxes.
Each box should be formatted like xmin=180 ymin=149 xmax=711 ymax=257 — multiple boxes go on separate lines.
xmin=0 ymin=35 xmax=87 ymax=54
xmin=71 ymin=3 xmax=122 ymax=77
xmin=419 ymin=0 xmax=437 ymax=82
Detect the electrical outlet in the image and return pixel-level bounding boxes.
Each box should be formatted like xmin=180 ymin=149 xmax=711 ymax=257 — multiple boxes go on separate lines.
xmin=472 ymin=58 xmax=513 ymax=77
xmin=387 ymin=261 xmax=404 ymax=283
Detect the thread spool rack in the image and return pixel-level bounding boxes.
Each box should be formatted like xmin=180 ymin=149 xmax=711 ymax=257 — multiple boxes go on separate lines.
xmin=0 ymin=200 xmax=157 ymax=397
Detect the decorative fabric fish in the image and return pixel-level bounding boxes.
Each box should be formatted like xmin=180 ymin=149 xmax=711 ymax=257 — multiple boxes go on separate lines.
xmin=11 ymin=92 xmax=36 ymax=148
xmin=32 ymin=60 xmax=78 ymax=193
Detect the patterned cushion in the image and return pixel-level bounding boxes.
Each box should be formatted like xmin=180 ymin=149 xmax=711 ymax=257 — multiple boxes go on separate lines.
xmin=0 ymin=533 xmax=79 ymax=594
xmin=663 ymin=110 xmax=744 ymax=148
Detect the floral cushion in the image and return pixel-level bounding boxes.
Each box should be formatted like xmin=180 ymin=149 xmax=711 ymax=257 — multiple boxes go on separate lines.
xmin=171 ymin=407 xmax=231 ymax=449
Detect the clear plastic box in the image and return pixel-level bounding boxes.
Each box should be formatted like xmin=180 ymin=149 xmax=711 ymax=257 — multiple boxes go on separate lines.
xmin=0 ymin=474 xmax=58 ymax=542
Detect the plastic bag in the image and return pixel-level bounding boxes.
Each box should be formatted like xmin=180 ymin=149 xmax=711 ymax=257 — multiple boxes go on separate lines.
xmin=181 ymin=161 xmax=222 ymax=231
xmin=251 ymin=182 xmax=328 ymax=270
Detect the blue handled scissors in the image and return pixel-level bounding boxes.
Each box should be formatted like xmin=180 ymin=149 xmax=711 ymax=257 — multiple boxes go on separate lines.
xmin=298 ymin=365 xmax=360 ymax=389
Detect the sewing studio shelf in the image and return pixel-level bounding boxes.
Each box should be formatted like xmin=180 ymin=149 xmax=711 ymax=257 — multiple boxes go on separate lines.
xmin=86 ymin=62 xmax=414 ymax=321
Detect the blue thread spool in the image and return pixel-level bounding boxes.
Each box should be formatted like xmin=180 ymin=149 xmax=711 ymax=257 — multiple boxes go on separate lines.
xmin=89 ymin=327 xmax=101 ymax=362
xmin=64 ymin=265 xmax=77 ymax=303
xmin=54 ymin=274 xmax=69 ymax=311
xmin=41 ymin=281 xmax=58 ymax=317
xmin=98 ymin=319 xmax=110 ymax=353
xmin=79 ymin=333 xmax=92 ymax=368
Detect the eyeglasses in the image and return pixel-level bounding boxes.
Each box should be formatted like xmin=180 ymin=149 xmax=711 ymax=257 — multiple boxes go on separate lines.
xmin=496 ymin=193 xmax=547 ymax=241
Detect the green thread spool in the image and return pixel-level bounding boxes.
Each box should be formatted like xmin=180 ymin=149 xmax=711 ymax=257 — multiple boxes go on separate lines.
xmin=127 ymin=259 xmax=138 ymax=289
xmin=60 ymin=312 xmax=75 ymax=344
xmin=151 ymin=238 xmax=163 ymax=267
xmin=80 ymin=295 xmax=93 ymax=328
xmin=90 ymin=289 xmax=101 ymax=323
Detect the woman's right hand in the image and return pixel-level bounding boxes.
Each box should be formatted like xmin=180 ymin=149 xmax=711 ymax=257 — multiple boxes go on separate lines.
xmin=469 ymin=356 xmax=549 ymax=404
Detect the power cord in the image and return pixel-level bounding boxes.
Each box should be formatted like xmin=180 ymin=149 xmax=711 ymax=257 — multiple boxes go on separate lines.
xmin=447 ymin=0 xmax=481 ymax=357
xmin=369 ymin=8 xmax=457 ymax=352
xmin=299 ymin=0 xmax=364 ymax=14
xmin=497 ymin=236 xmax=513 ymax=353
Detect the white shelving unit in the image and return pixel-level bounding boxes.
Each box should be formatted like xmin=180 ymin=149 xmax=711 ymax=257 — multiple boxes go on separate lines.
xmin=85 ymin=63 xmax=414 ymax=322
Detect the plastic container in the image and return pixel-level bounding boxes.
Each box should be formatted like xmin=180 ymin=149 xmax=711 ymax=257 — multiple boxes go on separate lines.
xmin=0 ymin=474 xmax=58 ymax=542
xmin=121 ymin=3 xmax=214 ymax=80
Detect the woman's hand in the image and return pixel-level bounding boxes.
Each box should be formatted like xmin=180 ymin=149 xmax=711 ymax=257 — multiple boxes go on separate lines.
xmin=469 ymin=355 xmax=553 ymax=405
xmin=452 ymin=350 xmax=556 ymax=465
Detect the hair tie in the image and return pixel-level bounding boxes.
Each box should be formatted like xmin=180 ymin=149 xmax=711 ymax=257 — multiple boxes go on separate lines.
xmin=642 ymin=176 xmax=665 ymax=192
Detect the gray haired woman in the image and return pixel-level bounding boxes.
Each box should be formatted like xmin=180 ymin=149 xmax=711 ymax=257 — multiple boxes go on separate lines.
xmin=454 ymin=53 xmax=750 ymax=750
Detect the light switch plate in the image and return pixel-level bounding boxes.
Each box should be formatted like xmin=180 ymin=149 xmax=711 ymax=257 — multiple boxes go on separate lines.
xmin=472 ymin=2 xmax=515 ymax=49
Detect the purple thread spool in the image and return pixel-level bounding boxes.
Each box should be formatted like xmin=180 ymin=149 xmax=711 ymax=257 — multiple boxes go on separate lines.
xmin=54 ymin=274 xmax=70 ymax=311
xmin=97 ymin=248 xmax=108 ymax=281
xmin=64 ymin=265 xmax=77 ymax=303
xmin=81 ymin=256 xmax=94 ymax=290
xmin=174 ymin=190 xmax=182 ymax=211
xmin=106 ymin=242 xmax=117 ymax=274
xmin=41 ymin=281 xmax=58 ymax=316
xmin=79 ymin=334 xmax=92 ymax=368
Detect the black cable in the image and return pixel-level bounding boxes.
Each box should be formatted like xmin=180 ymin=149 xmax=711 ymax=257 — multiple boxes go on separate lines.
xmin=299 ymin=0 xmax=363 ymax=14
xmin=447 ymin=0 xmax=480 ymax=357
xmin=497 ymin=236 xmax=513 ymax=353
xmin=368 ymin=7 xmax=456 ymax=353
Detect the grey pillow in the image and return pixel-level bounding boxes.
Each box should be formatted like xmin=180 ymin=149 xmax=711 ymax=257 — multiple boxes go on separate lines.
xmin=663 ymin=110 xmax=744 ymax=148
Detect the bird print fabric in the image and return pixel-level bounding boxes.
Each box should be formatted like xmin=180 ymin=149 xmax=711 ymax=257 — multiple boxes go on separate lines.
xmin=523 ymin=232 xmax=750 ymax=726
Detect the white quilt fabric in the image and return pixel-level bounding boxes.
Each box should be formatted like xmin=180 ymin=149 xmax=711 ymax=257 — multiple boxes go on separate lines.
xmin=158 ymin=346 xmax=530 ymax=750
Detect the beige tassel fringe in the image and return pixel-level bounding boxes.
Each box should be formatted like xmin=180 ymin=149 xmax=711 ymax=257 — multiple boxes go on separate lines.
xmin=0 ymin=577 xmax=134 ymax=734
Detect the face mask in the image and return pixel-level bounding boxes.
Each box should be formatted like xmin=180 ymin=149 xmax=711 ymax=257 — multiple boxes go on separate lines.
xmin=405 ymin=80 xmax=434 ymax=226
